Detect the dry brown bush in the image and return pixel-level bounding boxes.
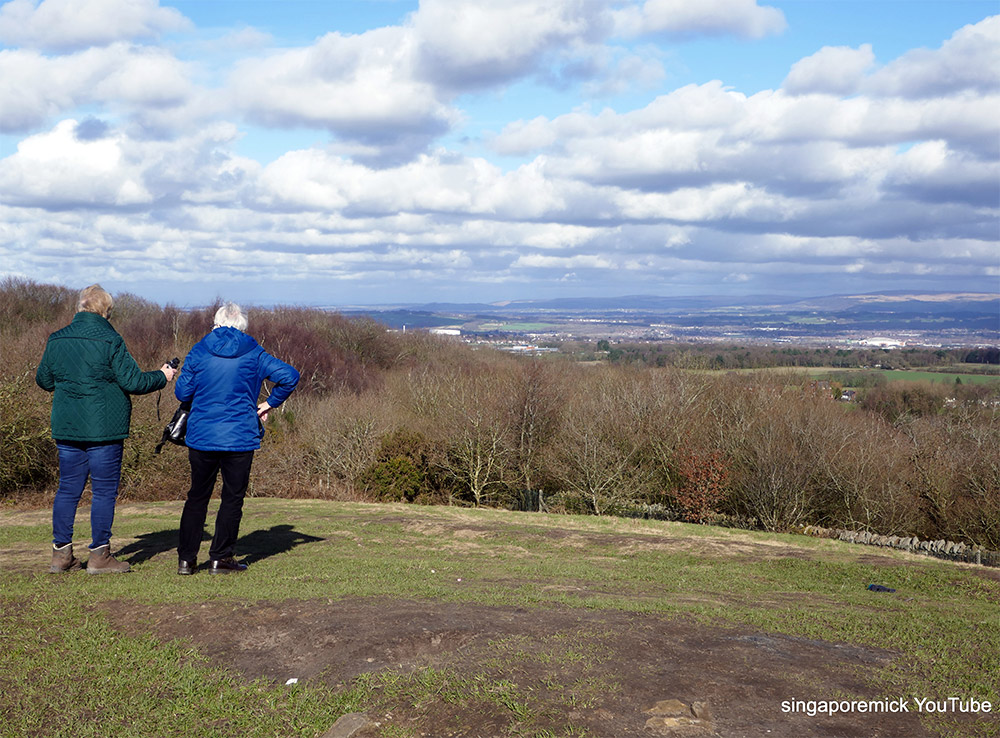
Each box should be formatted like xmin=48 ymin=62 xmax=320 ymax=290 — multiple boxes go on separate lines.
xmin=808 ymin=410 xmax=919 ymax=535
xmin=547 ymin=366 xmax=657 ymax=515
xmin=899 ymin=408 xmax=1000 ymax=548
xmin=297 ymin=391 xmax=391 ymax=496
xmin=503 ymin=359 xmax=566 ymax=495
xmin=0 ymin=278 xmax=75 ymax=336
xmin=421 ymin=365 xmax=516 ymax=507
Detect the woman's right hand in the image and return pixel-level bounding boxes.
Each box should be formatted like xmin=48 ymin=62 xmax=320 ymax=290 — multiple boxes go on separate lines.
xmin=160 ymin=364 xmax=177 ymax=381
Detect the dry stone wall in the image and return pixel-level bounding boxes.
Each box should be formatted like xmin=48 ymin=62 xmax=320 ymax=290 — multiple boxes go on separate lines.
xmin=802 ymin=526 xmax=999 ymax=567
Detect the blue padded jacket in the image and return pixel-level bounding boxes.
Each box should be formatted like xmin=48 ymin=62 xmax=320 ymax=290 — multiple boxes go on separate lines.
xmin=175 ymin=327 xmax=300 ymax=452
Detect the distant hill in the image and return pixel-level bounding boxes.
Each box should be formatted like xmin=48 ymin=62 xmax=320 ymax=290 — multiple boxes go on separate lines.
xmin=349 ymin=291 xmax=998 ymax=343
xmin=413 ymin=291 xmax=999 ymax=316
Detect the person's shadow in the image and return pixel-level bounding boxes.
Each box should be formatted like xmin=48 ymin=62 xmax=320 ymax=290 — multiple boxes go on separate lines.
xmin=117 ymin=529 xmax=181 ymax=565
xmin=117 ymin=524 xmax=323 ymax=566
xmin=236 ymin=524 xmax=324 ymax=565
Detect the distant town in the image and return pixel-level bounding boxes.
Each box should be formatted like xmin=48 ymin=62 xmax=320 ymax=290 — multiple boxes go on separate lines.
xmin=342 ymin=290 xmax=1000 ymax=352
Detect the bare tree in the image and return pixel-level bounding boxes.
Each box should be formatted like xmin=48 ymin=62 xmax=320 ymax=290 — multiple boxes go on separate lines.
xmin=505 ymin=360 xmax=564 ymax=505
xmin=300 ymin=391 xmax=388 ymax=496
xmin=549 ymin=368 xmax=655 ymax=515
xmin=434 ymin=369 xmax=514 ymax=507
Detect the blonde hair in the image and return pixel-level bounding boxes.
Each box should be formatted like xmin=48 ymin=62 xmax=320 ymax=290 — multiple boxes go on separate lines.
xmin=77 ymin=284 xmax=113 ymax=318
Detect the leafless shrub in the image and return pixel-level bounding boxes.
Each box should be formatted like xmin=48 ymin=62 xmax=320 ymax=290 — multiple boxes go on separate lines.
xmin=807 ymin=408 xmax=918 ymax=534
xmin=0 ymin=371 xmax=57 ymax=494
xmin=0 ymin=277 xmax=75 ymax=337
xmin=503 ymin=359 xmax=566 ymax=495
xmin=548 ymin=367 xmax=655 ymax=515
xmin=432 ymin=367 xmax=515 ymax=507
xmin=299 ymin=391 xmax=391 ymax=496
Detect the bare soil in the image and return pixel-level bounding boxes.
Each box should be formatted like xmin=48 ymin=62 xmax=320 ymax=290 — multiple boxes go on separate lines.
xmin=99 ymin=594 xmax=930 ymax=738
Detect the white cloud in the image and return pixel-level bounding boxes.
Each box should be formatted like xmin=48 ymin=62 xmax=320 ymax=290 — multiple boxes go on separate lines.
xmin=227 ymin=0 xmax=791 ymax=162
xmin=0 ymin=119 xmax=256 ymax=208
xmin=868 ymin=15 xmax=1000 ymax=98
xmin=492 ymin=79 xmax=999 ymax=201
xmin=0 ymin=3 xmax=995 ymax=303
xmin=255 ymin=149 xmax=498 ymax=214
xmin=0 ymin=0 xmax=189 ymax=51
xmin=513 ymin=253 xmax=615 ymax=269
xmin=884 ymin=140 xmax=1000 ymax=206
xmin=614 ymin=0 xmax=786 ymax=39
xmin=783 ymin=44 xmax=875 ymax=95
xmin=412 ymin=0 xmax=612 ymax=90
xmin=0 ymin=119 xmax=152 ymax=206
xmin=584 ymin=48 xmax=666 ymax=96
xmin=0 ymin=44 xmax=194 ymax=132
xmin=230 ymin=27 xmax=457 ymax=163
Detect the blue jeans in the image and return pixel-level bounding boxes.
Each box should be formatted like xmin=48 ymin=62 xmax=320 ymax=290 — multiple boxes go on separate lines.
xmin=52 ymin=440 xmax=124 ymax=549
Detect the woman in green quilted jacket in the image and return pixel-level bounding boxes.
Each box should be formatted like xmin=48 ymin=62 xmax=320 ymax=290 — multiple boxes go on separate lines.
xmin=36 ymin=284 xmax=177 ymax=574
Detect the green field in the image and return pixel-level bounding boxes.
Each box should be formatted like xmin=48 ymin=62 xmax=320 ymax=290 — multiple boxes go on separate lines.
xmin=2 ymin=499 xmax=997 ymax=737
xmin=469 ymin=321 xmax=558 ymax=332
xmin=495 ymin=322 xmax=557 ymax=332
xmin=809 ymin=368 xmax=1000 ymax=386
xmin=690 ymin=366 xmax=1000 ymax=386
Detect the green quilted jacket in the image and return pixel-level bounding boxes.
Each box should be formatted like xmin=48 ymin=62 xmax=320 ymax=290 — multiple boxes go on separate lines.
xmin=35 ymin=312 xmax=167 ymax=442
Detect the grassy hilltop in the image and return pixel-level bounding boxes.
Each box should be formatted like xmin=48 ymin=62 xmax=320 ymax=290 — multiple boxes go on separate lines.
xmin=2 ymin=499 xmax=998 ymax=738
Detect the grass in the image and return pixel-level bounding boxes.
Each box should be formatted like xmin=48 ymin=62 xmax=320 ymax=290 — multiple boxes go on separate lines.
xmin=2 ymin=499 xmax=998 ymax=737
xmin=805 ymin=367 xmax=1000 ymax=386
xmin=472 ymin=322 xmax=558 ymax=332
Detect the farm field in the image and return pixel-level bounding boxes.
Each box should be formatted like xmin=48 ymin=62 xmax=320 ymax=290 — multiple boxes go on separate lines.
xmin=684 ymin=365 xmax=999 ymax=385
xmin=2 ymin=499 xmax=997 ymax=738
xmin=809 ymin=368 xmax=1000 ymax=386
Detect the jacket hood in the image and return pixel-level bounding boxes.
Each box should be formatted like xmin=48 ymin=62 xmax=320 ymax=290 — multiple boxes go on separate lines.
xmin=203 ymin=327 xmax=259 ymax=358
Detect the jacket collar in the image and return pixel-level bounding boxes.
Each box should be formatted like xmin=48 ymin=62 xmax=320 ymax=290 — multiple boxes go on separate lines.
xmin=73 ymin=311 xmax=112 ymax=327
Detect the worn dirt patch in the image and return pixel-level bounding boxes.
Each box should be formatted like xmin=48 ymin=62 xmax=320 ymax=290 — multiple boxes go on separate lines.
xmin=99 ymin=596 xmax=930 ymax=738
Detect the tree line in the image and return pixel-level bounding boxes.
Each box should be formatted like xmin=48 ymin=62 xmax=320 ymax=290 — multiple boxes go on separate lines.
xmin=584 ymin=339 xmax=999 ymax=371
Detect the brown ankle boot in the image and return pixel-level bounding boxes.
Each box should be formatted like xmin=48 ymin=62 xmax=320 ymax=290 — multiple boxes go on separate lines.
xmin=49 ymin=543 xmax=82 ymax=573
xmin=86 ymin=544 xmax=131 ymax=574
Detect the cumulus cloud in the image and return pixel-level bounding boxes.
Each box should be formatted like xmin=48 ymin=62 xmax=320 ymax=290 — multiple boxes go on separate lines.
xmin=0 ymin=44 xmax=195 ymax=133
xmin=1 ymin=3 xmax=995 ymax=303
xmin=491 ymin=79 xmax=999 ymax=198
xmin=230 ymin=27 xmax=458 ymax=165
xmin=883 ymin=140 xmax=1000 ymax=207
xmin=0 ymin=0 xmax=189 ymax=51
xmin=411 ymin=0 xmax=613 ymax=90
xmin=614 ymin=0 xmax=786 ymax=39
xmin=0 ymin=120 xmax=153 ymax=206
xmin=783 ymin=44 xmax=875 ymax=95
xmin=0 ymin=119 xmax=257 ymax=208
xmin=782 ymin=16 xmax=1000 ymax=100
xmin=868 ymin=15 xmax=1000 ymax=98
xmin=226 ymin=0 xmax=793 ymax=163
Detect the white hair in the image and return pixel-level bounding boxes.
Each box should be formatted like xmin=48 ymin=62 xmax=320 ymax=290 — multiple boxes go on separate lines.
xmin=213 ymin=302 xmax=248 ymax=331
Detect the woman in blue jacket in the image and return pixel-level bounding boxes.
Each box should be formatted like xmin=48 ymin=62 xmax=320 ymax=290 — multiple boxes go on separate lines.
xmin=174 ymin=303 xmax=299 ymax=574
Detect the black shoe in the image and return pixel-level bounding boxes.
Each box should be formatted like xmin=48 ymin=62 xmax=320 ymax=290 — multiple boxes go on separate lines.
xmin=177 ymin=559 xmax=197 ymax=575
xmin=209 ymin=557 xmax=247 ymax=574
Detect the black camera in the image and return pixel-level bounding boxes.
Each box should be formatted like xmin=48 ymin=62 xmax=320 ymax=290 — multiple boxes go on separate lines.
xmin=154 ymin=358 xmax=186 ymax=454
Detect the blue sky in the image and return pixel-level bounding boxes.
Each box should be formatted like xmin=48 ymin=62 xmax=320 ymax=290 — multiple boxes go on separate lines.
xmin=1 ymin=0 xmax=997 ymax=307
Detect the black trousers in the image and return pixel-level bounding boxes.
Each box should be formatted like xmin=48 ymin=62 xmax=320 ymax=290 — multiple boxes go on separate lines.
xmin=178 ymin=448 xmax=254 ymax=562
